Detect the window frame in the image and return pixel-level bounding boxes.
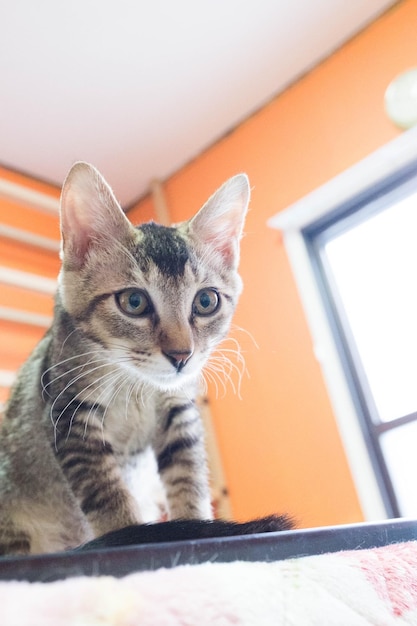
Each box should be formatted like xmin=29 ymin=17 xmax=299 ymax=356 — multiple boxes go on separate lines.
xmin=304 ymin=162 xmax=417 ymax=517
xmin=268 ymin=125 xmax=417 ymax=520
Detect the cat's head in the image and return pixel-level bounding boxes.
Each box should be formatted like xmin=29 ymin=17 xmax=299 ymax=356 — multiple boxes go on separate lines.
xmin=58 ymin=162 xmax=250 ymax=391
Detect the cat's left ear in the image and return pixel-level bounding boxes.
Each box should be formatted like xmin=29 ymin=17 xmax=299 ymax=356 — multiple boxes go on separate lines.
xmin=187 ymin=174 xmax=250 ymax=268
xmin=60 ymin=161 xmax=133 ymax=270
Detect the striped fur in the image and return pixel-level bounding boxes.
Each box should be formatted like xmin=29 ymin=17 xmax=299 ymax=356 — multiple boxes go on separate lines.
xmin=0 ymin=162 xmax=249 ymax=555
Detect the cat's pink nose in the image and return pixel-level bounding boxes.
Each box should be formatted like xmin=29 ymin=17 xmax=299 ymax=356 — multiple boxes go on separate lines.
xmin=163 ymin=349 xmax=193 ymax=372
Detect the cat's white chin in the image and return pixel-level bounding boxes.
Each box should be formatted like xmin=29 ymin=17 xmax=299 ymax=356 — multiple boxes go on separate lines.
xmin=137 ymin=369 xmax=200 ymax=393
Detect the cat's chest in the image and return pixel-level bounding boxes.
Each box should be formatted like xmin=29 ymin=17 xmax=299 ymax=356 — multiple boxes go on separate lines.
xmin=102 ymin=391 xmax=157 ymax=459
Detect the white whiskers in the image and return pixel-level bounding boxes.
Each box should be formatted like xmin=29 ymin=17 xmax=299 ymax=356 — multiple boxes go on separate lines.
xmin=41 ymin=349 xmax=105 ymax=399
xmin=50 ymin=362 xmax=124 ymax=447
xmin=43 ymin=346 xmax=142 ymax=447
xmin=230 ymin=323 xmax=259 ymax=350
xmin=96 ymin=369 xmax=130 ymax=444
xmin=202 ymin=335 xmax=247 ymax=399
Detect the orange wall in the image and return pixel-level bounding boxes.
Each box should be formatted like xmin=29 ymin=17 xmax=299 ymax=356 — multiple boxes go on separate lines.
xmin=0 ymin=168 xmax=60 ymax=403
xmin=0 ymin=165 xmax=60 ymax=280
xmin=132 ymin=0 xmax=416 ymax=527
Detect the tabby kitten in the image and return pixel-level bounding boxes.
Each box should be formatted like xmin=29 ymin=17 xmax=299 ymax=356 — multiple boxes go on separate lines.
xmin=0 ymin=162 xmax=250 ymax=556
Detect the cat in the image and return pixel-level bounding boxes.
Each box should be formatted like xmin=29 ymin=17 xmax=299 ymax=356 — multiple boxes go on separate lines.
xmin=0 ymin=161 xmax=259 ymax=556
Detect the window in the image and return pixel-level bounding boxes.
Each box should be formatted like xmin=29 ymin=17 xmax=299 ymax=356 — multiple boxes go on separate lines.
xmin=305 ymin=166 xmax=417 ymax=517
xmin=269 ymin=126 xmax=417 ymax=520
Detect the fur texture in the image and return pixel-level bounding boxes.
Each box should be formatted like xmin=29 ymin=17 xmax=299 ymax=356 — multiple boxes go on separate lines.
xmin=0 ymin=163 xmax=250 ymax=555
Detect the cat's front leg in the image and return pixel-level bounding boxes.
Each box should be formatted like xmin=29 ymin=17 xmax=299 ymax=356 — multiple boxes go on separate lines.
xmin=154 ymin=400 xmax=213 ymax=520
xmin=54 ymin=422 xmax=141 ymax=537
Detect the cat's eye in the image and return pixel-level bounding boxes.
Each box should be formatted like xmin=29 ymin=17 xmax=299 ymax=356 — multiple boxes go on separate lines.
xmin=115 ymin=289 xmax=152 ymax=317
xmin=193 ymin=289 xmax=220 ymax=316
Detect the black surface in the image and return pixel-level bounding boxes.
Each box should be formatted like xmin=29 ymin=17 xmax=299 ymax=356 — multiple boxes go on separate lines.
xmin=0 ymin=518 xmax=416 ymax=583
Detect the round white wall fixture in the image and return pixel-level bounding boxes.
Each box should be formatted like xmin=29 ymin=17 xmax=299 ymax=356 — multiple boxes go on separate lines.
xmin=385 ymin=68 xmax=417 ymax=130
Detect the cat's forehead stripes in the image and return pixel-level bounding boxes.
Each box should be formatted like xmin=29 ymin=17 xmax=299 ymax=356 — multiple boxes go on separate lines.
xmin=136 ymin=223 xmax=189 ymax=277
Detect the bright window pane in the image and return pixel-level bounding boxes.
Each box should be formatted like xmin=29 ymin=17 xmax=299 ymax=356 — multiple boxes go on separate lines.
xmin=380 ymin=421 xmax=417 ymax=516
xmin=325 ymin=193 xmax=417 ymax=422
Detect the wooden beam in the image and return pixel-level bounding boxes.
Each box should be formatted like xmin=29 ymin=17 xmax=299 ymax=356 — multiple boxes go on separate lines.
xmin=150 ymin=179 xmax=170 ymax=226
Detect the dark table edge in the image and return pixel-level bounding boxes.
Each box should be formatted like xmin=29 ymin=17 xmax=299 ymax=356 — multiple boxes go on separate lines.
xmin=1 ymin=517 xmax=416 ymax=583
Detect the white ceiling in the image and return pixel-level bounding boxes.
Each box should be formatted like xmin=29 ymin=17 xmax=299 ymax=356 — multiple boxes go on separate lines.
xmin=1 ymin=1 xmax=397 ymax=207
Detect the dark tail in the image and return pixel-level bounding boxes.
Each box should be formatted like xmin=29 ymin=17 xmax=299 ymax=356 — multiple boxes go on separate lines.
xmin=78 ymin=514 xmax=295 ymax=551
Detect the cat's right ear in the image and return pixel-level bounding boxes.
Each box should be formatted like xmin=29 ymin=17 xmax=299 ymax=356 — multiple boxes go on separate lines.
xmin=60 ymin=162 xmax=133 ymax=269
xmin=187 ymin=173 xmax=250 ymax=269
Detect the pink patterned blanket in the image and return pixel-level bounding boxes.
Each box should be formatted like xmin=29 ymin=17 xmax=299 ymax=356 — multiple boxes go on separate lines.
xmin=2 ymin=540 xmax=417 ymax=624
